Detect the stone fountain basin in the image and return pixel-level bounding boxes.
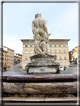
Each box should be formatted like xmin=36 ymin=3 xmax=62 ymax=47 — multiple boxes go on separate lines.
xmin=3 ymin=70 xmax=77 ymax=82
xmin=3 ymin=70 xmax=77 ymax=96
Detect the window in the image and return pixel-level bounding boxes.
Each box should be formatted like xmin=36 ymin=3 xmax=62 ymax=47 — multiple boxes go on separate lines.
xmin=30 ymin=45 xmax=32 ymax=47
xmin=60 ymin=57 xmax=62 ymax=60
xmin=25 ymin=44 xmax=28 ymax=47
xmin=25 ymin=50 xmax=28 ymax=53
xmin=63 ymin=43 xmax=65 ymax=47
xmin=50 ymin=50 xmax=52 ymax=54
xmin=25 ymin=57 xmax=28 ymax=60
xmin=59 ymin=50 xmax=61 ymax=53
xmin=55 ymin=50 xmax=57 ymax=53
xmin=64 ymin=56 xmax=66 ymax=60
xmin=59 ymin=44 xmax=61 ymax=47
xmin=54 ymin=44 xmax=56 ymax=47
xmin=30 ymin=50 xmax=32 ymax=53
xmin=50 ymin=44 xmax=52 ymax=47
xmin=64 ymin=50 xmax=66 ymax=53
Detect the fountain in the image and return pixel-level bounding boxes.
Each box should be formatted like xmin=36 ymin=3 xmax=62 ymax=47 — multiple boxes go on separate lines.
xmin=3 ymin=14 xmax=77 ymax=103
xmin=26 ymin=13 xmax=60 ymax=74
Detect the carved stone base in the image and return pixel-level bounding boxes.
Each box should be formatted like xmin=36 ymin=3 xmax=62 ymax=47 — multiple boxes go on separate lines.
xmin=26 ymin=53 xmax=60 ymax=74
xmin=28 ymin=67 xmax=58 ymax=74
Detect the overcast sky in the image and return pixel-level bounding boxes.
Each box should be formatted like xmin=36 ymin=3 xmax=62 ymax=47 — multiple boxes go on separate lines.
xmin=3 ymin=3 xmax=78 ymax=54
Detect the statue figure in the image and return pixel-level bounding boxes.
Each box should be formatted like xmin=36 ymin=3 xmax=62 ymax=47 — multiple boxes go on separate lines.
xmin=32 ymin=13 xmax=51 ymax=54
xmin=69 ymin=58 xmax=77 ymax=66
xmin=72 ymin=58 xmax=77 ymax=65
xmin=45 ymin=33 xmax=51 ymax=54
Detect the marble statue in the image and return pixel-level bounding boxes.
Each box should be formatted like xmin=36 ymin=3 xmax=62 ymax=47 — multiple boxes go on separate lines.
xmin=32 ymin=14 xmax=51 ymax=54
xmin=26 ymin=13 xmax=60 ymax=74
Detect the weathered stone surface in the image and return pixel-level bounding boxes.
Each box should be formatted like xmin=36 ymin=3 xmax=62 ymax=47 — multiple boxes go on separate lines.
xmin=28 ymin=67 xmax=57 ymax=74
xmin=3 ymin=82 xmax=77 ymax=94
xmin=3 ymin=74 xmax=77 ymax=82
xmin=29 ymin=54 xmax=58 ymax=67
xmin=27 ymin=61 xmax=59 ymax=67
xmin=26 ymin=53 xmax=60 ymax=74
xmin=68 ymin=58 xmax=79 ymax=71
xmin=30 ymin=53 xmax=57 ymax=60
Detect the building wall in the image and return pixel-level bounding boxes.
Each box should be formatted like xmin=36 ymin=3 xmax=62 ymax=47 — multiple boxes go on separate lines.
xmin=3 ymin=50 xmax=7 ymax=71
xmin=0 ymin=48 xmax=2 ymax=63
xmin=49 ymin=40 xmax=69 ymax=67
xmin=69 ymin=51 xmax=73 ymax=62
xmin=3 ymin=46 xmax=14 ymax=70
xmin=21 ymin=39 xmax=70 ymax=69
xmin=0 ymin=48 xmax=2 ymax=71
xmin=71 ymin=46 xmax=80 ymax=62
xmin=14 ymin=53 xmax=22 ymax=62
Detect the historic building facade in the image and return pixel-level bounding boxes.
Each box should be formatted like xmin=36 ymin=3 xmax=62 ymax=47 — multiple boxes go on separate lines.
xmin=14 ymin=53 xmax=22 ymax=63
xmin=0 ymin=48 xmax=2 ymax=71
xmin=69 ymin=46 xmax=80 ymax=62
xmin=21 ymin=39 xmax=70 ymax=69
xmin=69 ymin=51 xmax=73 ymax=62
xmin=3 ymin=48 xmax=7 ymax=71
xmin=3 ymin=46 xmax=14 ymax=70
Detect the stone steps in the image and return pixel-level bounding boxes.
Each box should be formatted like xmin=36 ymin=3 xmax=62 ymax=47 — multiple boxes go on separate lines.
xmin=3 ymin=73 xmax=78 ymax=105
xmin=3 ymin=97 xmax=77 ymax=102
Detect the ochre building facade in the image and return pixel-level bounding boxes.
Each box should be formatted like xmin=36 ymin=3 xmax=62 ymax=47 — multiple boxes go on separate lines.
xmin=14 ymin=53 xmax=22 ymax=63
xmin=69 ymin=46 xmax=80 ymax=62
xmin=0 ymin=48 xmax=2 ymax=71
xmin=21 ymin=39 xmax=70 ymax=69
xmin=3 ymin=48 xmax=7 ymax=71
xmin=3 ymin=46 xmax=14 ymax=70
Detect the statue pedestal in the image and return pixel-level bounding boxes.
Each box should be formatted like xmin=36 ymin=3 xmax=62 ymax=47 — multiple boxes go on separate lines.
xmin=26 ymin=53 xmax=60 ymax=74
